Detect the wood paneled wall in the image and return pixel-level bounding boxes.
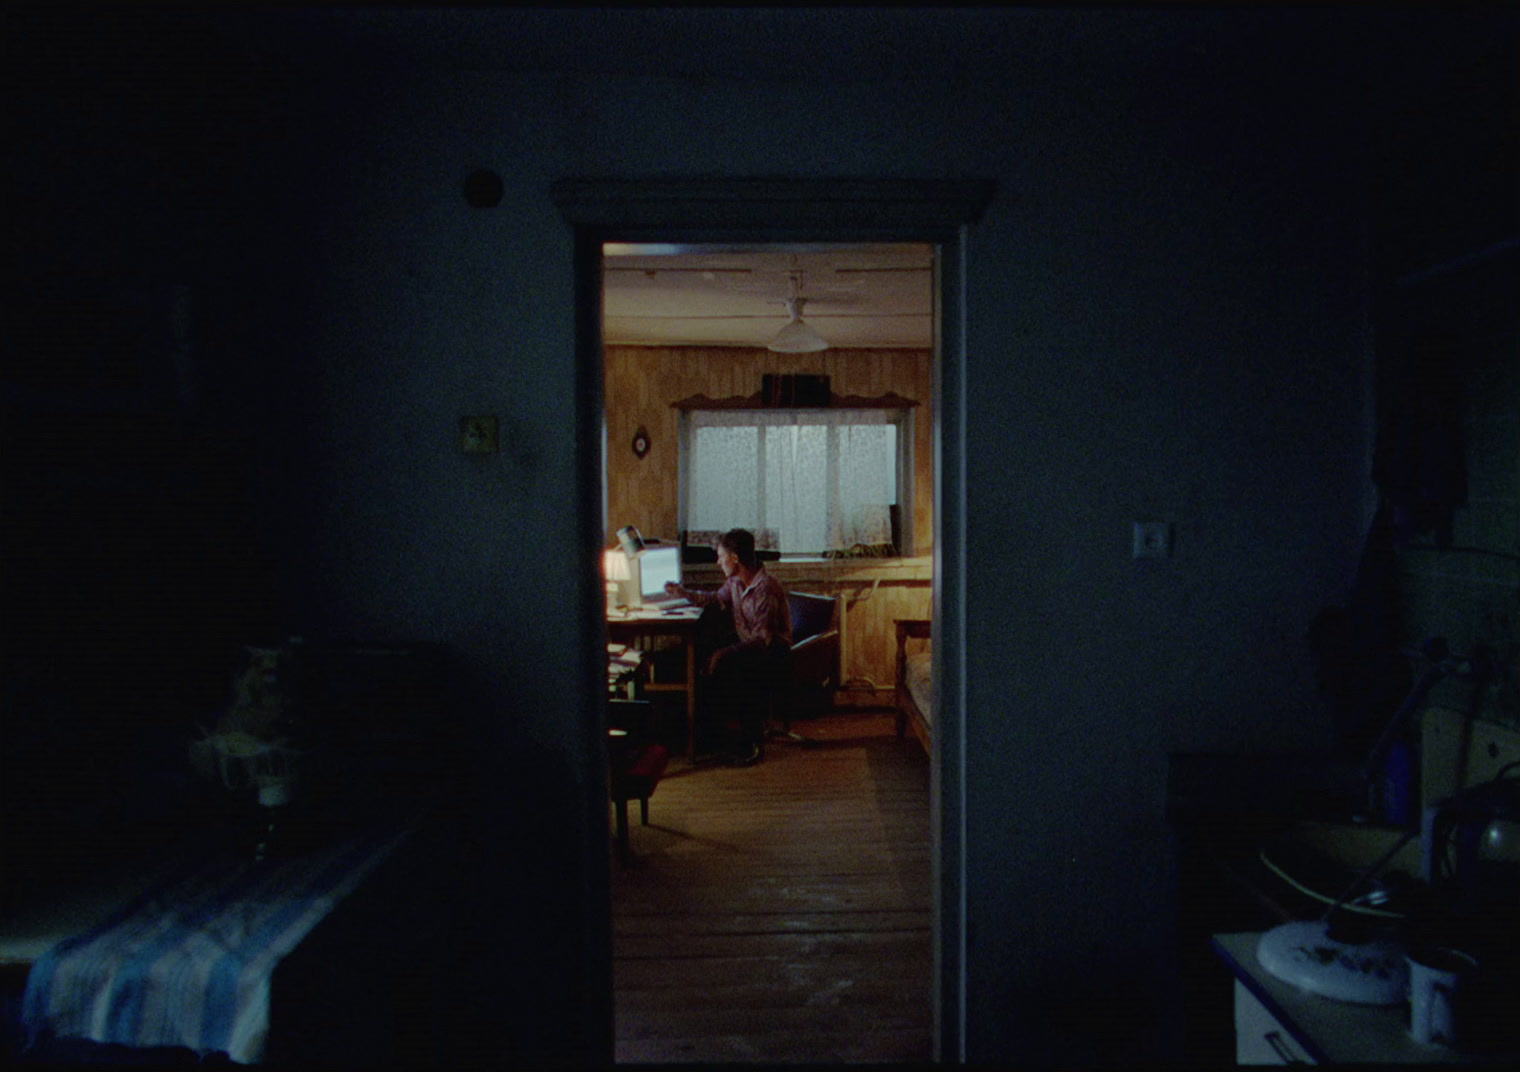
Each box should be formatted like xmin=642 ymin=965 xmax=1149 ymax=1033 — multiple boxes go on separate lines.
xmin=829 ymin=578 xmax=933 ymax=701
xmin=603 ymin=346 xmax=935 ymax=554
xmin=604 ymin=345 xmax=937 ymax=701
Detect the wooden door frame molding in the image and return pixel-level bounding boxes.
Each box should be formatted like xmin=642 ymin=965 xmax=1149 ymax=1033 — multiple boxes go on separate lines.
xmin=555 ymin=176 xmax=992 ymax=1064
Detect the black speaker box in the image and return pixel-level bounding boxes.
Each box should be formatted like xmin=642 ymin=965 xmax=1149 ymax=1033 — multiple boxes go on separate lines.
xmin=761 ymin=373 xmax=830 ymax=407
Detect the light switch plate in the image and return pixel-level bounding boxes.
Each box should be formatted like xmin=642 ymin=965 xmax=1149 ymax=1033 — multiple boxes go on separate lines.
xmin=1133 ymin=521 xmax=1172 ymax=559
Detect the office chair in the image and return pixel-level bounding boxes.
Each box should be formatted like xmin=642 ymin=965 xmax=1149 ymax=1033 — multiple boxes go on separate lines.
xmin=767 ymin=591 xmax=841 ymax=749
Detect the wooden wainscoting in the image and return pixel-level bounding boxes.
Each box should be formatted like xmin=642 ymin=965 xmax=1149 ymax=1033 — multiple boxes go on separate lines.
xmin=611 ymin=711 xmax=932 ymax=1064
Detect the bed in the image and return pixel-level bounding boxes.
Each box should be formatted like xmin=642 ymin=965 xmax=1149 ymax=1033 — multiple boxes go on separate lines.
xmin=4 ymin=805 xmax=429 ymax=1065
xmin=894 ymin=619 xmax=932 ymax=752
xmin=1 ymin=642 xmax=451 ymax=1065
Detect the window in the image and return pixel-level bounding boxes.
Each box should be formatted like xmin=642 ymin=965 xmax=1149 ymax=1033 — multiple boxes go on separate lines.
xmin=681 ymin=407 xmax=912 ymax=556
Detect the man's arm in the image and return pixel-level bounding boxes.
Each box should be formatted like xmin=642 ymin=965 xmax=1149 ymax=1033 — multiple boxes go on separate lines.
xmin=667 ymin=577 xmax=728 ymax=610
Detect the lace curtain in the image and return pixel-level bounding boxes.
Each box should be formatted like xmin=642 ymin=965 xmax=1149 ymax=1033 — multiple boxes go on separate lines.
xmin=685 ymin=409 xmax=901 ymax=554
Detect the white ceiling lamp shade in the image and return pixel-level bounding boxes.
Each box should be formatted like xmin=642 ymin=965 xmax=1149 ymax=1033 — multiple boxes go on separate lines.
xmin=767 ymin=296 xmax=829 ymax=353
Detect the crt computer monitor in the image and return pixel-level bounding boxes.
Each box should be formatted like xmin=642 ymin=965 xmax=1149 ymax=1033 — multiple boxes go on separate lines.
xmin=627 ymin=543 xmax=682 ymax=608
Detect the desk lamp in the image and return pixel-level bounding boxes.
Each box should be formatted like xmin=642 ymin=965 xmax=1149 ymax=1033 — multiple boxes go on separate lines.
xmin=604 ymin=548 xmax=630 ymax=610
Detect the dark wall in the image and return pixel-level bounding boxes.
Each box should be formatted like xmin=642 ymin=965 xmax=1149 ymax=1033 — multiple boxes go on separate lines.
xmin=3 ymin=14 xmax=600 ymax=1061
xmin=4 ymin=15 xmax=289 ymax=888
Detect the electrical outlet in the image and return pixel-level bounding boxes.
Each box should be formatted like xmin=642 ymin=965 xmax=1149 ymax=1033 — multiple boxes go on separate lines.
xmin=1133 ymin=521 xmax=1172 ymax=559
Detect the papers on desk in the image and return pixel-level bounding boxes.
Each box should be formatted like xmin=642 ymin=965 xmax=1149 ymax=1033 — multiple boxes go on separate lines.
xmin=608 ymin=644 xmax=646 ymax=689
xmin=619 ymin=606 xmax=699 ymax=620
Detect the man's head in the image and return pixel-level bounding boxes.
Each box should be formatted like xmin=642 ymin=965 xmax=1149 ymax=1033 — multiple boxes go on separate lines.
xmin=714 ymin=528 xmax=760 ymax=575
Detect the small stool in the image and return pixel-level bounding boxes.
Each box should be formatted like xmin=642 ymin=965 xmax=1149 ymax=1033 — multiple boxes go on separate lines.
xmin=610 ymin=742 xmax=669 ymax=864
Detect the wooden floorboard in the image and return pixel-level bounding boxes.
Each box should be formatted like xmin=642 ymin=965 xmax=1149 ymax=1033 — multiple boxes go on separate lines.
xmin=611 ymin=711 xmax=932 ymax=1064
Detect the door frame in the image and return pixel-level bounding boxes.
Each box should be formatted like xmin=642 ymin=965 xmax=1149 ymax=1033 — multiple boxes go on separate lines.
xmin=554 ymin=177 xmax=992 ymax=1063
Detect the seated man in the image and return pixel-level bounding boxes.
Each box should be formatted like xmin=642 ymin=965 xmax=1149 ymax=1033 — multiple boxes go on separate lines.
xmin=664 ymin=528 xmax=792 ymax=765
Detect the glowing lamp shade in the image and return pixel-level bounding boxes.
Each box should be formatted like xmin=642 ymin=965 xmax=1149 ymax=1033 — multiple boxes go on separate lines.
xmin=767 ymin=297 xmax=828 ymax=353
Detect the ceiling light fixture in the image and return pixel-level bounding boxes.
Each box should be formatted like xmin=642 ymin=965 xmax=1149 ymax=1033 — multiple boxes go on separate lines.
xmin=767 ymin=271 xmax=830 ymax=352
xmin=767 ymin=297 xmax=829 ymax=353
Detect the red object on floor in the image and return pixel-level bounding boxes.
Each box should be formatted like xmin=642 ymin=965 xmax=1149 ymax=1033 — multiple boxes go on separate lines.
xmin=610 ymin=743 xmax=669 ymax=863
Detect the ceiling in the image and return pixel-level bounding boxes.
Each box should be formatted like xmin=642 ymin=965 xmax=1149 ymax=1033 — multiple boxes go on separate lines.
xmin=169 ymin=7 xmax=1441 ymax=86
xmin=601 ymin=243 xmax=935 ymax=350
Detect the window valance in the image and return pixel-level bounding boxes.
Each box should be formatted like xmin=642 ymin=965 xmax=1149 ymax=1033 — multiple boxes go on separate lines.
xmin=671 ymin=391 xmax=919 ymax=411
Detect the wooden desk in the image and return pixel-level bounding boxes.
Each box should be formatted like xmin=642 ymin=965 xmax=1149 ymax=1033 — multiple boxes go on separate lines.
xmin=606 ymin=607 xmax=703 ymax=760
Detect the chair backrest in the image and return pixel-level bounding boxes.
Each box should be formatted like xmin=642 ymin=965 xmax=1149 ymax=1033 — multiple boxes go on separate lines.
xmin=788 ymin=591 xmax=837 ymax=645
